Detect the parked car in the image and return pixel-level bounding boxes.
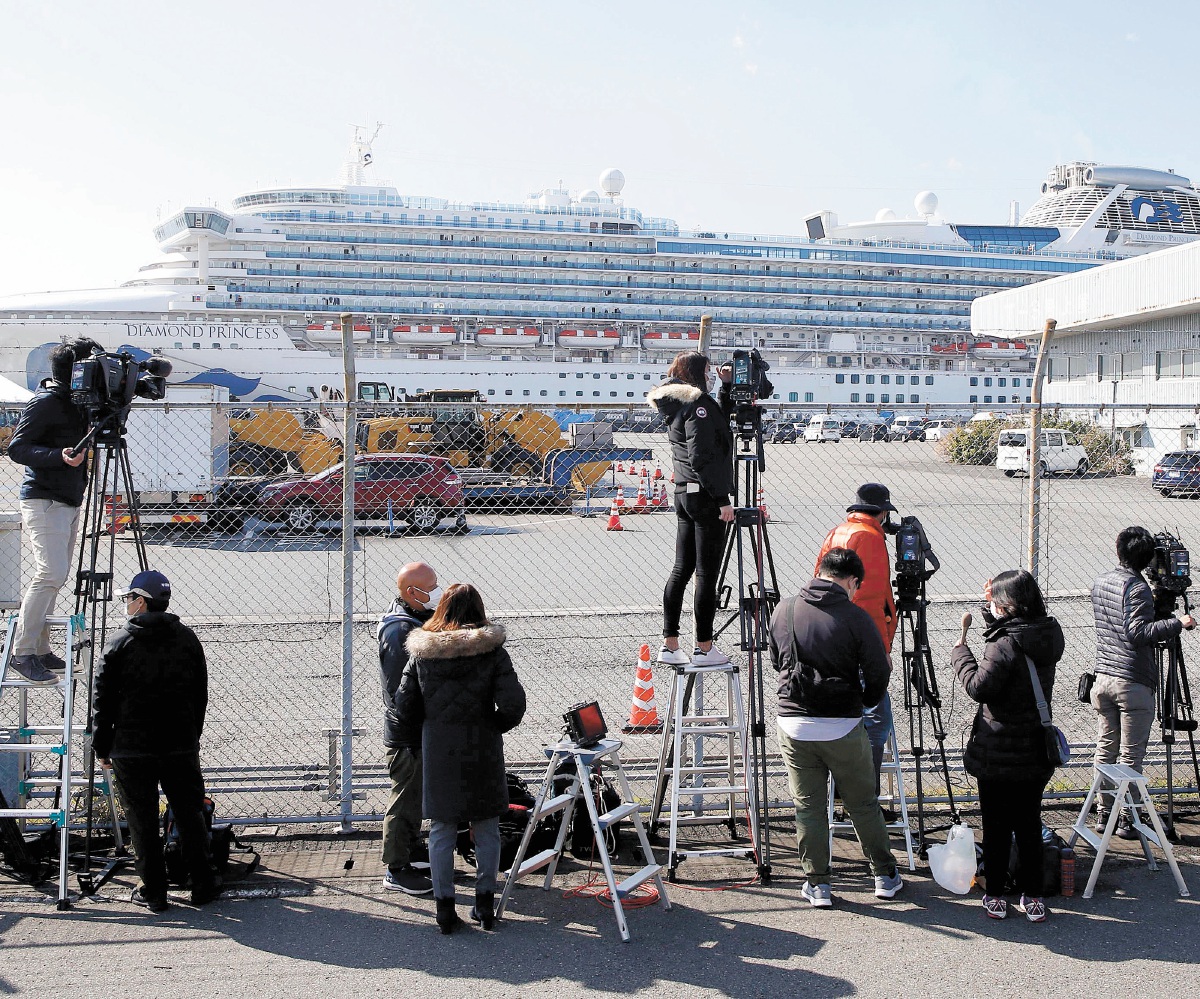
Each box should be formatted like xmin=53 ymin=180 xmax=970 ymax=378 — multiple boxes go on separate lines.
xmin=1153 ymin=450 xmax=1200 ymax=497
xmin=839 ymin=420 xmax=861 ymax=439
xmin=923 ymin=419 xmax=959 ymax=442
xmin=857 ymin=421 xmax=889 ymax=442
xmin=804 ymin=417 xmax=842 ymax=443
xmin=255 ymin=453 xmax=468 ymax=533
xmin=886 ymin=416 xmax=928 ymax=442
xmin=771 ymin=422 xmax=804 ymax=444
xmin=996 ymin=429 xmax=1089 ymax=477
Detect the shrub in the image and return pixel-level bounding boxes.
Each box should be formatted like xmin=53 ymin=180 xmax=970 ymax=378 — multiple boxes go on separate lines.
xmin=939 ymin=420 xmax=1002 ymax=465
xmin=937 ymin=416 xmax=1134 ymax=474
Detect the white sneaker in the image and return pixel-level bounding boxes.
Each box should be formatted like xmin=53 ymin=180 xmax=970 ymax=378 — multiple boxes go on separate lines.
xmin=801 ymin=881 xmax=833 ymax=908
xmin=656 ymin=646 xmax=690 ymax=666
xmin=691 ymin=646 xmax=732 ymax=667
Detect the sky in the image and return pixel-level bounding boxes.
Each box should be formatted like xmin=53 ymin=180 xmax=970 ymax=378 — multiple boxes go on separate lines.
xmin=2 ymin=0 xmax=1199 ymax=297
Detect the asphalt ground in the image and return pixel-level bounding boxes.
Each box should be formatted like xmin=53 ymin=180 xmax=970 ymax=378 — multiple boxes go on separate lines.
xmin=1 ymin=807 xmax=1198 ymax=998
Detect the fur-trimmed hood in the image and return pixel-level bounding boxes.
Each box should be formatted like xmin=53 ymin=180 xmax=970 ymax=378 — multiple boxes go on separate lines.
xmin=406 ymin=623 xmax=506 ymax=660
xmin=647 ymin=378 xmax=702 ymax=414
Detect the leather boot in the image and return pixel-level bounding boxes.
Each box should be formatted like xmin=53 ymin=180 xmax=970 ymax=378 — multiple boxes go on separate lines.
xmin=470 ymin=891 xmax=495 ymax=930
xmin=435 ymin=896 xmax=460 ymax=935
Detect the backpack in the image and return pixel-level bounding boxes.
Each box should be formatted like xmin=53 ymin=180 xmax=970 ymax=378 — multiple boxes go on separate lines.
xmin=975 ymin=825 xmax=1066 ymax=897
xmin=457 ymin=772 xmax=558 ymax=871
xmin=551 ymin=760 xmax=624 ymax=861
xmin=163 ymin=794 xmax=259 ymax=887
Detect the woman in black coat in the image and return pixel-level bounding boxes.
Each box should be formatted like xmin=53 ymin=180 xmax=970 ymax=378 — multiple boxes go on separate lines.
xmin=395 ymin=583 xmax=526 ymax=934
xmin=953 ymin=569 xmax=1064 ymax=924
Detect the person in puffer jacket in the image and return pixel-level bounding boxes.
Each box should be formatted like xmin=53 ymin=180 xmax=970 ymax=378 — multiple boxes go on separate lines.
xmin=954 ymin=569 xmax=1064 ymax=924
xmin=647 ymin=350 xmax=735 ymax=669
xmin=1090 ymin=527 xmax=1195 ymax=835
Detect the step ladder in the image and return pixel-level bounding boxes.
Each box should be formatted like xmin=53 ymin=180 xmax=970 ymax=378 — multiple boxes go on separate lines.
xmin=828 ymin=728 xmax=916 ymax=871
xmin=497 ymin=737 xmax=670 ymax=942
xmin=0 ymin=612 xmax=124 ymax=909
xmin=649 ymin=663 xmax=760 ymax=879
xmin=1067 ymin=762 xmax=1189 ymax=899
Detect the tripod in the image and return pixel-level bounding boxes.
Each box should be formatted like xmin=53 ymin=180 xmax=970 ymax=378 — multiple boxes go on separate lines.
xmin=1155 ymin=591 xmax=1199 ymax=840
xmin=895 ymin=576 xmax=960 ymax=857
xmin=69 ymin=416 xmax=148 ymax=893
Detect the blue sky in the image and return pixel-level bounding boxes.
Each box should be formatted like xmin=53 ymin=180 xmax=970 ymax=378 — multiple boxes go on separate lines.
xmin=2 ymin=0 xmax=1196 ymax=296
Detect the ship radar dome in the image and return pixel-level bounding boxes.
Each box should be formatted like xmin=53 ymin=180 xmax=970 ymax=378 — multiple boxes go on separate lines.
xmin=914 ymin=191 xmax=938 ymax=217
xmin=600 ymin=168 xmax=626 ymax=196
xmin=578 ymin=189 xmax=602 ymax=203
xmin=875 ymin=208 xmax=897 ymax=222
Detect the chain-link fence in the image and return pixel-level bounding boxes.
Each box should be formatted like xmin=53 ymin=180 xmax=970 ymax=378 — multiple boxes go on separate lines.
xmin=2 ymin=398 xmax=1198 ymax=825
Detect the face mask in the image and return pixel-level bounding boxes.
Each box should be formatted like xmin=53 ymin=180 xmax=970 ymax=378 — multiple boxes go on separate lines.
xmin=990 ymin=601 xmax=1003 ymax=619
xmin=705 ymin=369 xmax=716 ymax=393
xmin=419 ymin=585 xmax=443 ymax=611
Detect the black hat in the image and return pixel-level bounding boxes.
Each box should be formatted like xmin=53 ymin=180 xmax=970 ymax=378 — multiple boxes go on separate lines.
xmin=847 ymin=483 xmax=897 ymax=515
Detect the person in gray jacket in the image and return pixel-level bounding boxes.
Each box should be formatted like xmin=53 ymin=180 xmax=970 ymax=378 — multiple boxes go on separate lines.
xmin=1090 ymin=526 xmax=1195 ymax=835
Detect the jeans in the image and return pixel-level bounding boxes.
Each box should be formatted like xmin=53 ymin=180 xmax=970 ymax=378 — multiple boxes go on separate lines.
xmin=663 ymin=491 xmax=727 ymax=643
xmin=428 ymin=816 xmax=500 ymax=899
xmin=977 ymin=776 xmax=1048 ymax=897
xmin=111 ymin=752 xmax=215 ymax=902
xmin=1091 ymin=673 xmax=1156 ymax=811
xmin=777 ymin=721 xmax=895 ymax=881
xmin=15 ymin=499 xmax=81 ymax=656
xmin=381 ymin=746 xmax=423 ymax=869
xmin=863 ymin=690 xmax=894 ymax=793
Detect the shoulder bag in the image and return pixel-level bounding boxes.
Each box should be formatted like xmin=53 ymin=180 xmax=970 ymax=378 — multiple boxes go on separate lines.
xmin=1025 ymin=654 xmax=1070 ymax=768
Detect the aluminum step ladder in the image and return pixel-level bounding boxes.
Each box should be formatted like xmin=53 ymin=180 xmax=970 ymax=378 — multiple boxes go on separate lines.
xmin=497 ymin=737 xmax=670 ymax=942
xmin=0 ymin=612 xmax=123 ymax=909
xmin=1068 ymin=762 xmax=1189 ymax=899
xmin=650 ymin=662 xmax=760 ymax=879
xmin=827 ymin=728 xmax=916 ymax=871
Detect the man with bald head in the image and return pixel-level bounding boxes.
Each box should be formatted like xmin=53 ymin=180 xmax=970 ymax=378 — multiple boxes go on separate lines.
xmin=378 ymin=561 xmax=443 ymax=894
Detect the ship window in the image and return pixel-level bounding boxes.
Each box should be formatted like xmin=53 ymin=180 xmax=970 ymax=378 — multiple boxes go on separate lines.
xmin=593 ymin=391 xmax=600 ymax=396
xmin=896 ymin=376 xmax=905 ymax=385
xmin=880 ymin=375 xmax=889 ymax=384
xmin=193 ymin=343 xmax=201 ymax=349
xmin=866 ymin=393 xmax=875 ymax=403
xmin=970 ymin=377 xmax=978 ymax=386
xmin=610 ymin=391 xmax=617 ymax=397
xmin=926 ymin=376 xmax=934 ymax=385
xmin=504 ymin=389 xmax=513 ymax=396
xmin=984 ymin=395 xmax=993 ymax=403
xmin=559 ymin=373 xmax=567 ymax=378
xmin=627 ymin=374 xmax=635 ymax=379
xmin=835 ymin=374 xmax=845 ymax=384
xmin=984 ymin=377 xmax=992 ymax=387
xmin=1026 ymin=378 xmax=1033 ymax=387
xmin=804 ymin=392 xmax=814 ymax=403
xmin=850 ymin=393 xmax=860 ymax=403
xmin=788 ymin=392 xmax=799 ymax=402
xmin=576 ymin=391 xmax=583 ymax=397
xmin=611 ymin=374 xmax=618 ymax=379
xmin=486 ymin=389 xmax=496 ymax=395
xmin=970 ymin=395 xmax=978 ymax=403
xmin=559 ymin=391 xmax=566 ymax=397
xmin=577 ymin=373 xmax=584 ymax=379
xmin=644 ymin=374 xmax=651 ymax=380
xmin=174 ymin=342 xmax=183 ymax=349
xmin=998 ymin=395 xmax=1007 ymax=403
xmin=881 ymin=394 xmax=890 ymax=403
xmin=593 ymin=373 xmax=601 ymax=379
xmin=627 ymin=392 xmax=634 ymax=397
xmin=896 ymin=394 xmax=904 ymax=403
xmin=851 ymin=374 xmax=860 ymax=384
xmin=865 ymin=375 xmax=874 ymax=384
xmin=523 ymin=390 xmax=530 ymax=396
xmin=911 ymin=394 xmax=919 ymax=403
xmin=998 ymin=377 xmax=1007 ymax=387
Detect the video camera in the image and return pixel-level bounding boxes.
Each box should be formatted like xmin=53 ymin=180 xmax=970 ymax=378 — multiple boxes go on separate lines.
xmin=728 ymin=348 xmax=774 ymax=408
xmin=1148 ymin=531 xmax=1191 ymax=616
xmin=888 ymin=514 xmax=940 ymax=607
xmin=70 ymin=348 xmax=172 ymax=430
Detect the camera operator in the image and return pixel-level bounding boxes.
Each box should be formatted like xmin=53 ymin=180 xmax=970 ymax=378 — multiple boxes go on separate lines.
xmin=1090 ymin=526 xmax=1196 ymax=837
xmin=5 ymin=338 xmax=98 ymax=685
xmin=815 ymin=483 xmax=899 ymax=794
xmin=648 ymin=350 xmax=735 ymax=668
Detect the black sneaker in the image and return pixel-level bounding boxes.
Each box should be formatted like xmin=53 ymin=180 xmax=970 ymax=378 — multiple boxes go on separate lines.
xmin=384 ymin=865 xmax=433 ymax=895
xmin=39 ymin=651 xmax=68 ymax=674
xmin=191 ymin=880 xmax=223 ymax=906
xmin=130 ymin=886 xmax=168 ymax=913
xmin=9 ymin=655 xmax=57 ymax=686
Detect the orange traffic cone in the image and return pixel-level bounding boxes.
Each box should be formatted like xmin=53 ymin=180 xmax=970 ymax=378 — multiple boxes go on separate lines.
xmin=652 ymin=480 xmax=669 ymax=510
xmin=606 ymin=500 xmax=624 ymax=531
xmin=623 ymin=644 xmax=663 ymax=733
xmin=640 ymin=461 xmax=649 ymax=478
xmin=757 ymin=485 xmax=770 ymax=522
xmin=653 ymin=462 xmax=664 ymax=480
xmin=633 ymin=480 xmax=648 ymax=511
xmin=614 ymin=485 xmax=626 ymax=509
xmin=615 ymin=459 xmax=625 ymax=473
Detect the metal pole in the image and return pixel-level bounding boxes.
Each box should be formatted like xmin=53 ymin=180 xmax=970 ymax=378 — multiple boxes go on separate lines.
xmin=339 ymin=312 xmax=357 ymax=832
xmin=1026 ymin=319 xmax=1057 ymax=578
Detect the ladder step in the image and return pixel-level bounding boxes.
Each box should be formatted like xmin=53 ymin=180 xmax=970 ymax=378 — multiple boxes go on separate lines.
xmin=0 ymin=743 xmax=66 ymax=755
xmin=674 ymin=847 xmax=755 ymax=859
xmin=679 ymin=715 xmax=735 ymax=726
xmin=22 ymin=776 xmax=112 ymax=789
xmin=0 ymin=679 xmax=67 ymax=689
xmin=675 ymin=765 xmax=737 ymax=776
xmin=678 ymin=725 xmax=740 ymax=735
xmin=615 ymin=864 xmax=662 ymax=898
xmin=670 ymin=785 xmax=748 ymax=797
xmin=0 ymin=808 xmax=65 ymax=822
xmin=10 ymin=725 xmax=88 ymax=736
xmin=597 ymin=802 xmax=640 ymax=827
xmin=533 ymin=792 xmax=577 ymax=820
xmin=515 ymin=848 xmax=559 ymax=878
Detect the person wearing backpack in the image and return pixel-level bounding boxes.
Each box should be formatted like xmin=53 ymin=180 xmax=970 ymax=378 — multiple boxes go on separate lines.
xmin=92 ymin=570 xmax=217 ymax=912
xmin=954 ymin=570 xmax=1065 ymax=923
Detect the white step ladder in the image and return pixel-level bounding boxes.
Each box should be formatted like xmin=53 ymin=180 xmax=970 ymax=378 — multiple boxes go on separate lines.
xmin=497 ymin=737 xmax=670 ymax=942
xmin=0 ymin=612 xmax=124 ymax=909
xmin=1067 ymin=762 xmax=1189 ymax=899
xmin=650 ymin=663 xmax=760 ymax=879
xmin=828 ymin=728 xmax=916 ymax=871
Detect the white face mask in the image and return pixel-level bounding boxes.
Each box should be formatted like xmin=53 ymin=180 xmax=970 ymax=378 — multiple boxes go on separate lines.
xmin=418 ymin=585 xmax=443 ymax=611
xmin=990 ymin=601 xmax=1004 ymax=619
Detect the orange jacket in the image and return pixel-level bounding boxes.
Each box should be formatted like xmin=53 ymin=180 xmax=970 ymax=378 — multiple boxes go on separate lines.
xmin=815 ymin=513 xmax=896 ymax=650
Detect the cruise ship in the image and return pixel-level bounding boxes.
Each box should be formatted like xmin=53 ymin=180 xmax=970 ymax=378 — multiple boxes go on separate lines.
xmin=2 ymin=129 xmax=1199 ymax=413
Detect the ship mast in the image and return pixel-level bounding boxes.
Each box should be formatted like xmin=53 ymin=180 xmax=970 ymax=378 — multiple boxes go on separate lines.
xmin=343 ymin=122 xmax=383 ymax=186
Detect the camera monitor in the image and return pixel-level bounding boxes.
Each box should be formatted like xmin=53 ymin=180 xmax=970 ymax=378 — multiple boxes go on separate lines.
xmin=564 ymin=701 xmax=607 ymax=747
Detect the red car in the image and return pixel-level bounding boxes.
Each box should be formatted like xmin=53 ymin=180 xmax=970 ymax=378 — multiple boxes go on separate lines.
xmin=256 ymin=453 xmax=467 ymax=533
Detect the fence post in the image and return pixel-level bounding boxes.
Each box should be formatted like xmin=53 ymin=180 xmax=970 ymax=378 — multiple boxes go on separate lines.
xmin=1026 ymin=318 xmax=1057 ymax=580
xmin=339 ymin=313 xmax=357 ymax=832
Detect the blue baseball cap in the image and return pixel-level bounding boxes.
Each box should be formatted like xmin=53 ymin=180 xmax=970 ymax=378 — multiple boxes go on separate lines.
xmin=117 ymin=570 xmax=172 ymax=602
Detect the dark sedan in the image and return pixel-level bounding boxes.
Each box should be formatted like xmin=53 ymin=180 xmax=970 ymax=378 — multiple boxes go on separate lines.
xmin=1153 ymin=450 xmax=1200 ymax=498
xmin=857 ymin=422 xmax=889 ymax=442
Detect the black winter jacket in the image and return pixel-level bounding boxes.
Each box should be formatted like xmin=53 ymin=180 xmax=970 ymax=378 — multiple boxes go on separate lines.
xmin=378 ymin=597 xmax=432 ymax=749
xmin=395 ymin=624 xmax=526 ymax=822
xmin=91 ymin=612 xmax=208 ymax=759
xmin=771 ymin=578 xmax=891 ymax=719
xmin=1091 ymin=566 xmax=1182 ymax=688
xmin=647 ymin=379 xmax=735 ymax=506
xmin=7 ymin=379 xmax=89 ymax=507
xmin=953 ymin=614 xmax=1064 ymax=782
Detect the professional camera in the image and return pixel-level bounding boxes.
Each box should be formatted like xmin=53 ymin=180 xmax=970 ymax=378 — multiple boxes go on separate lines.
xmin=889 ymin=514 xmax=940 ymax=607
xmin=728 ymin=348 xmax=774 ymax=408
xmin=70 ymin=348 xmax=172 ymax=428
xmin=1147 ymin=532 xmax=1191 ymax=617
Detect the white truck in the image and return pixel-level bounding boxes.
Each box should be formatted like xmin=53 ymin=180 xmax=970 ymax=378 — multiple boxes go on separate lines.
xmin=118 ymin=385 xmax=230 ymax=529
xmin=996 ymin=427 xmax=1090 ymax=478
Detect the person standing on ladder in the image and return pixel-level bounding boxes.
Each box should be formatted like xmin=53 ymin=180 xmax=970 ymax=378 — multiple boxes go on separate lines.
xmin=377 ymin=560 xmax=440 ymax=896
xmin=5 ymin=338 xmax=98 ymax=685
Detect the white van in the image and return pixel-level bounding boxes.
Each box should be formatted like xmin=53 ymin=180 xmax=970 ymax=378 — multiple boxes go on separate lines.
xmin=923 ymin=419 xmax=959 ymax=442
xmin=886 ymin=416 xmax=928 ymax=442
xmin=996 ymin=428 xmax=1090 ymax=477
xmin=804 ymin=417 xmax=842 ymax=443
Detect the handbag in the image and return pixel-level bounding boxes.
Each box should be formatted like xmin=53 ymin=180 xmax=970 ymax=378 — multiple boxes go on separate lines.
xmin=1077 ymin=671 xmax=1096 ymax=704
xmin=1025 ymin=654 xmax=1070 ymax=768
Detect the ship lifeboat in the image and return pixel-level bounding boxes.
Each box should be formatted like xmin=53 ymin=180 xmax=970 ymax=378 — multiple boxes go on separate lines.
xmin=643 ymin=330 xmax=700 ymax=351
xmin=391 ymin=324 xmax=457 ymax=345
xmin=970 ymin=340 xmax=1030 ymax=359
xmin=306 ymin=322 xmax=372 ymax=344
xmin=475 ymin=326 xmax=541 ymax=347
xmin=931 ymin=341 xmax=968 ymax=354
xmin=558 ymin=328 xmax=619 ymax=350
